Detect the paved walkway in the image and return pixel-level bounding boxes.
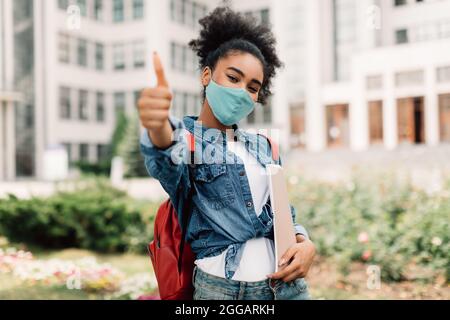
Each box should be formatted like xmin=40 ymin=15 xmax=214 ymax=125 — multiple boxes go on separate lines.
xmin=1 ymin=145 xmax=449 ymax=200
xmin=285 ymin=144 xmax=450 ymax=192
xmin=0 ymin=178 xmax=168 ymax=201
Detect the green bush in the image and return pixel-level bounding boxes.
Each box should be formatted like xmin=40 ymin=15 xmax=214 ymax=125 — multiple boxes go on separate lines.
xmin=0 ymin=180 xmax=152 ymax=253
xmin=289 ymin=172 xmax=450 ymax=282
xmin=74 ymin=160 xmax=111 ymax=176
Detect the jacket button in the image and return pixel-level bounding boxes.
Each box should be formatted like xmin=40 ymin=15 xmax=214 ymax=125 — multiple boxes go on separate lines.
xmin=239 ymin=171 xmax=245 ymax=176
xmin=247 ymin=201 xmax=253 ymax=208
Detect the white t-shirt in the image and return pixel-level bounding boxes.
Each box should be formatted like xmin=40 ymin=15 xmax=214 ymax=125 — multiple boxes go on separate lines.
xmin=194 ymin=138 xmax=275 ymax=281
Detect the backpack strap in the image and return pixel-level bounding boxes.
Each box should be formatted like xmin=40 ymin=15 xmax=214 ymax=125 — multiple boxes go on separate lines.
xmin=178 ymin=132 xmax=196 ymax=273
xmin=257 ymin=133 xmax=280 ymax=163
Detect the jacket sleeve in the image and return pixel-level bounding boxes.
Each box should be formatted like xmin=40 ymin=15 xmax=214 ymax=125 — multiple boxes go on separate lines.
xmin=139 ymin=115 xmax=191 ymax=202
xmin=290 ymin=205 xmax=310 ymax=240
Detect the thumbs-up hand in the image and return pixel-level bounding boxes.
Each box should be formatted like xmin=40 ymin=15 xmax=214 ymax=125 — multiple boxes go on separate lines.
xmin=138 ymin=52 xmax=174 ymax=148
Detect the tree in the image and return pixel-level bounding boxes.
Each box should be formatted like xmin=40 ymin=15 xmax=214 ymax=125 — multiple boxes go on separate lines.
xmin=117 ymin=111 xmax=148 ymax=178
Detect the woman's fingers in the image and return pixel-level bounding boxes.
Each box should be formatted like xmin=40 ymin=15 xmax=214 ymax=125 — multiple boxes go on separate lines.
xmin=137 ymin=53 xmax=173 ymax=132
xmin=268 ymin=255 xmax=301 ymax=280
xmin=153 ymin=51 xmax=169 ymax=88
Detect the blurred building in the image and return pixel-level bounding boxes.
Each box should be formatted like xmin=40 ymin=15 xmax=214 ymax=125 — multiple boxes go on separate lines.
xmin=287 ymin=0 xmax=450 ymax=151
xmin=220 ymin=0 xmax=450 ymax=152
xmin=0 ymin=0 xmax=217 ymax=180
xmin=2 ymin=0 xmax=450 ymax=181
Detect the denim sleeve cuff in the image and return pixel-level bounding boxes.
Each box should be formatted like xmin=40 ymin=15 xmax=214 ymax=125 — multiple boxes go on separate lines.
xmin=294 ymin=224 xmax=310 ymax=240
xmin=140 ymin=115 xmax=183 ymax=158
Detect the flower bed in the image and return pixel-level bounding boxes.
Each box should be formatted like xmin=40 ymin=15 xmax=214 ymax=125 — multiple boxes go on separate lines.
xmin=0 ymin=245 xmax=159 ymax=300
xmin=288 ymin=172 xmax=450 ymax=282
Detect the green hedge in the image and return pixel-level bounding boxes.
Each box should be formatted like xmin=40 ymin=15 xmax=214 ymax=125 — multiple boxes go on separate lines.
xmin=0 ymin=180 xmax=153 ymax=253
xmin=74 ymin=160 xmax=111 ymax=176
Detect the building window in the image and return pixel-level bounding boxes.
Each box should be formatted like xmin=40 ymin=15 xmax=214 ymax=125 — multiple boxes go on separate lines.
xmin=134 ymin=90 xmax=141 ymax=108
xmin=395 ymin=29 xmax=409 ymax=44
xmin=97 ymin=144 xmax=109 ymax=162
xmin=184 ymin=0 xmax=193 ymax=27
xmin=326 ymin=104 xmax=350 ymax=148
xmin=193 ymin=2 xmax=207 ymax=29
xmin=170 ymin=42 xmax=176 ymax=69
xmin=439 ymin=94 xmax=450 ymax=143
xmin=60 ymin=87 xmax=71 ymax=119
xmin=114 ymin=92 xmax=126 ymax=118
xmin=77 ymin=0 xmax=87 ymax=16
xmin=170 ymin=0 xmax=207 ymax=28
xmin=95 ymin=43 xmax=104 ymax=70
xmin=58 ymin=0 xmax=69 ymax=10
xmin=395 ymin=70 xmax=424 ymax=87
xmin=170 ymin=0 xmax=175 ymax=20
xmin=260 ymin=9 xmax=270 ymax=26
xmin=332 ymin=0 xmax=356 ymax=81
xmin=133 ymin=0 xmax=144 ymax=19
xmin=170 ymin=41 xmax=196 ymax=74
xmin=194 ymin=94 xmax=201 ymax=115
xmin=94 ymin=0 xmax=103 ymax=21
xmin=394 ymin=0 xmax=407 ymax=6
xmin=113 ymin=44 xmax=126 ymax=70
xmin=113 ymin=0 xmax=124 ymax=22
xmin=172 ymin=90 xmax=189 ymax=119
xmin=366 ymin=75 xmax=383 ymax=90
xmin=179 ymin=0 xmax=186 ymax=24
xmin=245 ymin=8 xmax=270 ymax=26
xmin=77 ymin=38 xmax=88 ymax=67
xmin=58 ymin=33 xmax=70 ymax=63
xmin=79 ymin=90 xmax=89 ymax=120
xmin=62 ymin=143 xmax=72 ymax=163
xmin=191 ymin=49 xmax=198 ymax=74
xmin=79 ymin=143 xmax=89 ymax=161
xmin=180 ymin=46 xmax=187 ymax=72
xmin=397 ymin=97 xmax=425 ymax=144
xmin=290 ymin=103 xmax=306 ymax=148
xmin=96 ymin=92 xmax=105 ymax=122
xmin=368 ymin=101 xmax=384 ymax=144
xmin=247 ymin=109 xmax=256 ymax=124
xmin=263 ymin=101 xmax=272 ymax=124
xmin=437 ymin=66 xmax=450 ymax=83
xmin=133 ymin=41 xmax=146 ymax=68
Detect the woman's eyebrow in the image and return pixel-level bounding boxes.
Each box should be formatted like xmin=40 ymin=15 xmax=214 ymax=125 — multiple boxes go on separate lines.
xmin=227 ymin=67 xmax=262 ymax=87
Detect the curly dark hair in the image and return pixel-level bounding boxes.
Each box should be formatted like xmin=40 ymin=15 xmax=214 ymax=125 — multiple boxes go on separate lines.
xmin=188 ymin=6 xmax=283 ymax=105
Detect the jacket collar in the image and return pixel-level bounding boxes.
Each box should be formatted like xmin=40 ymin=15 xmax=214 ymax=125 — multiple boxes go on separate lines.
xmin=182 ymin=115 xmax=274 ymax=166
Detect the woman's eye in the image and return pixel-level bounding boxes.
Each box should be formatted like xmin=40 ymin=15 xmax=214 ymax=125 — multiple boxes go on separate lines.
xmin=248 ymin=87 xmax=258 ymax=93
xmin=227 ymin=75 xmax=238 ymax=82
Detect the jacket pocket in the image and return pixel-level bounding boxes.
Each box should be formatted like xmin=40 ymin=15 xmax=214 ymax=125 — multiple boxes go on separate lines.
xmin=193 ymin=164 xmax=235 ymax=209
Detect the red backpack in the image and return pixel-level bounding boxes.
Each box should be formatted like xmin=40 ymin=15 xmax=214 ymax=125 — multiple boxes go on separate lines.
xmin=147 ymin=133 xmax=279 ymax=300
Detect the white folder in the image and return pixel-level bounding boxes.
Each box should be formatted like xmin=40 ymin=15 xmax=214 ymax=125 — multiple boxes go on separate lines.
xmin=266 ymin=164 xmax=297 ymax=272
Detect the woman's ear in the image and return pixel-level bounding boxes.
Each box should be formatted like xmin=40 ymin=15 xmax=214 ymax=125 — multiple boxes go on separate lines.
xmin=201 ymin=66 xmax=211 ymax=87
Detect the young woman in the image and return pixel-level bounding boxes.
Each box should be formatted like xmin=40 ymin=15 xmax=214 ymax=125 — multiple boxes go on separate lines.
xmin=138 ymin=6 xmax=315 ymax=300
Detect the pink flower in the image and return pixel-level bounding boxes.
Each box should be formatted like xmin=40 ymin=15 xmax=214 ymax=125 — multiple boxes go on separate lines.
xmin=362 ymin=250 xmax=372 ymax=261
xmin=358 ymin=232 xmax=369 ymax=244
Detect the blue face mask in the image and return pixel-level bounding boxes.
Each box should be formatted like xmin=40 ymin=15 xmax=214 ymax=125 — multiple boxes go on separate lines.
xmin=205 ymin=79 xmax=256 ymax=126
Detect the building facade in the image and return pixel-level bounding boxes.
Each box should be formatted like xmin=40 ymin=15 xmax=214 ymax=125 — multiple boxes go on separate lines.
xmin=291 ymin=0 xmax=450 ymax=151
xmin=0 ymin=0 xmax=221 ymax=180
xmin=2 ymin=0 xmax=450 ymax=180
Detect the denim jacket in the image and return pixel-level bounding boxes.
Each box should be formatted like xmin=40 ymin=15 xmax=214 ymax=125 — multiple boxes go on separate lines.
xmin=140 ymin=115 xmax=309 ymax=280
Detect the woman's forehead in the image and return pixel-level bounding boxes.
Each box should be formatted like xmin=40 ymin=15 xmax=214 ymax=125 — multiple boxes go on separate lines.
xmin=216 ymin=52 xmax=264 ymax=82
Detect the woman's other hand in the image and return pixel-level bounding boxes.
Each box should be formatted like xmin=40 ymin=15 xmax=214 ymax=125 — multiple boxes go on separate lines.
xmin=267 ymin=235 xmax=316 ymax=283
